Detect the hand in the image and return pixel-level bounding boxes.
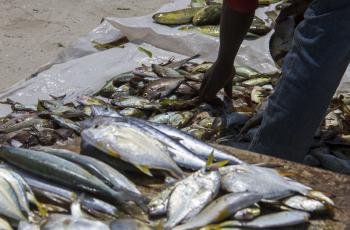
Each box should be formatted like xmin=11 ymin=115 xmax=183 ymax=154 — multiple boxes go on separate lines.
xmin=199 ymin=62 xmax=235 ymax=104
xmin=276 ymin=0 xmax=312 ymax=22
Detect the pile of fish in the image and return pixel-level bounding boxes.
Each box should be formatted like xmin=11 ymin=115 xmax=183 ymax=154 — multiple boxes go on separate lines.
xmin=152 ymin=0 xmax=280 ymax=39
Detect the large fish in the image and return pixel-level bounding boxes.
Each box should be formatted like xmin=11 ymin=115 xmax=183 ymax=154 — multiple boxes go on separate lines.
xmin=153 ymin=8 xmax=203 ymax=25
xmin=81 ymin=120 xmax=184 ymax=178
xmin=219 ymin=165 xmax=312 ymax=200
xmin=32 ymin=147 xmax=143 ymax=196
xmin=210 ymin=211 xmax=310 ymax=229
xmin=173 ymin=192 xmax=262 ymax=230
xmin=165 ymin=169 xmax=221 ymax=229
xmin=0 ymin=146 xmax=147 ymax=209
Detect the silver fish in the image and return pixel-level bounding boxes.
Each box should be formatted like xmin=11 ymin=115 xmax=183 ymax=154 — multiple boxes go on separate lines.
xmin=219 ymin=165 xmax=311 ymax=200
xmin=81 ymin=120 xmax=184 ymax=178
xmin=0 ymin=118 xmax=52 ymax=134
xmin=152 ymin=64 xmax=183 ymax=78
xmin=282 ymin=195 xmax=327 ymax=213
xmin=165 ymin=169 xmax=221 ymax=229
xmin=32 ymin=147 xmax=143 ymax=196
xmin=0 ymin=146 xmax=146 ymax=209
xmin=232 ymin=205 xmax=261 ymax=220
xmin=0 ymin=175 xmax=27 ymax=221
xmin=50 ymin=115 xmax=81 ymax=133
xmin=110 ymin=219 xmax=152 ymax=230
xmin=149 ymin=111 xmax=195 ymax=128
xmin=148 ymin=185 xmax=175 ymax=217
xmin=0 ymin=217 xmax=12 ymax=230
xmin=42 ymin=214 xmax=110 ymax=230
xmin=174 ymin=192 xmax=262 ymax=230
xmin=127 ymin=118 xmax=206 ymax=170
xmin=112 ymin=96 xmax=159 ymax=110
xmin=216 ymin=211 xmax=310 ymax=229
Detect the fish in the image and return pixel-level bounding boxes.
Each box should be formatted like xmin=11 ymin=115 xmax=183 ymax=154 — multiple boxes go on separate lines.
xmin=242 ymin=77 xmax=271 ymax=86
xmin=191 ymin=0 xmax=207 ymax=8
xmin=165 ymin=169 xmax=221 ymax=229
xmin=249 ymin=24 xmax=271 ymax=36
xmin=152 ymin=64 xmax=184 ymax=78
xmin=192 ymin=5 xmax=222 ymax=26
xmin=190 ymin=62 xmax=213 ymax=73
xmin=0 ymin=99 xmax=36 ymax=112
xmin=119 ymin=108 xmax=145 ymax=118
xmin=110 ymin=219 xmax=152 ymax=230
xmin=149 ymin=111 xmax=195 ymax=128
xmin=0 ymin=175 xmax=27 ymax=221
xmin=112 ymin=96 xmax=159 ymax=110
xmin=92 ymin=36 xmax=129 ymax=50
xmin=81 ymin=120 xmax=184 ymax=178
xmin=96 ymin=72 xmax=134 ymax=97
xmin=0 ymin=167 xmax=46 ymax=219
xmin=127 ymin=118 xmax=206 ymax=170
xmin=282 ymin=195 xmax=327 ymax=213
xmin=165 ymin=54 xmax=200 ymax=69
xmin=173 ymin=192 xmax=262 ymax=230
xmin=213 ymin=211 xmax=310 ymax=229
xmin=128 ymin=117 xmax=243 ymax=164
xmin=152 ymin=8 xmax=203 ymax=25
xmin=251 ymin=86 xmax=271 ymax=104
xmin=148 ymin=185 xmax=175 ymax=217
xmin=160 ymin=98 xmax=199 ymax=111
xmin=235 ymin=66 xmax=261 ymax=79
xmin=0 ymin=118 xmax=53 ymax=134
xmin=90 ymin=105 xmax=122 ymax=118
xmin=76 ymin=96 xmax=107 ymax=106
xmin=219 ymin=165 xmax=312 ymax=200
xmin=0 ymin=146 xmax=147 ymax=209
xmin=232 ymin=205 xmax=261 ymax=220
xmin=0 ymin=217 xmax=12 ymax=230
xmin=50 ymin=115 xmax=81 ymax=133
xmin=111 ymin=84 xmax=132 ymax=98
xmin=7 ymin=165 xmax=120 ymax=218
xmin=141 ymin=78 xmax=184 ymax=100
xmin=32 ymin=147 xmax=143 ymax=196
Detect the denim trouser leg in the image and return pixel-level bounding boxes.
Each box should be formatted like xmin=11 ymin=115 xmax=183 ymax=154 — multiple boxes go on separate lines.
xmin=249 ymin=0 xmax=350 ymax=162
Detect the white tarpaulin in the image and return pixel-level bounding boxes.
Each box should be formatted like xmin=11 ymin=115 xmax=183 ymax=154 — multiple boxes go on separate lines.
xmin=0 ymin=0 xmax=348 ymax=115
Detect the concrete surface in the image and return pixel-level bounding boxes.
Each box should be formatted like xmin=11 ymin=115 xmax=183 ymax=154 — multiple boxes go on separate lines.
xmin=0 ymin=0 xmax=171 ymax=91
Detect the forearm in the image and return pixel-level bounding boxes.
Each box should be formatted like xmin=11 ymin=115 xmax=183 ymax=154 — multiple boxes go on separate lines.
xmin=216 ymin=0 xmax=256 ymax=69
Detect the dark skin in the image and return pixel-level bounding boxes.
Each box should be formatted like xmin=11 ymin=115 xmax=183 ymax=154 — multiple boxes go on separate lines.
xmin=199 ymin=0 xmax=255 ymax=103
xmin=199 ymin=0 xmax=311 ymax=104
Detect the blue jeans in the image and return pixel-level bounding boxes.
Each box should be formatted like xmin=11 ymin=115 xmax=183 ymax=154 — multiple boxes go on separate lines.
xmin=249 ymin=0 xmax=350 ymax=162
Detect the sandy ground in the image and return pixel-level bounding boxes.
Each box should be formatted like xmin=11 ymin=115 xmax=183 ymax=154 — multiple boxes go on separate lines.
xmin=0 ymin=0 xmax=171 ymax=91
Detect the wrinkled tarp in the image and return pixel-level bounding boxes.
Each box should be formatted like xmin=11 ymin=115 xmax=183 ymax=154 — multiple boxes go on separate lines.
xmin=0 ymin=0 xmax=349 ymax=116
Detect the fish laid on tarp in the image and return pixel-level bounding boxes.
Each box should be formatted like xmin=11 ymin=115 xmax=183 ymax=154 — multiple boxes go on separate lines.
xmin=173 ymin=192 xmax=262 ymax=230
xmin=192 ymin=5 xmax=222 ymax=26
xmin=119 ymin=108 xmax=145 ymax=118
xmin=8 ymin=165 xmax=119 ymax=218
xmin=149 ymin=111 xmax=194 ymax=128
xmin=112 ymin=96 xmax=159 ymax=110
xmin=0 ymin=118 xmax=53 ymax=134
xmin=32 ymin=147 xmax=143 ymax=196
xmin=153 ymin=7 xmax=203 ymax=25
xmin=219 ymin=165 xmax=311 ymax=200
xmin=141 ymin=78 xmax=184 ymax=100
xmin=50 ymin=115 xmax=81 ymax=133
xmin=165 ymin=169 xmax=221 ymax=229
xmin=81 ymin=119 xmax=184 ymax=178
xmin=152 ymin=64 xmax=184 ymax=78
xmin=210 ymin=211 xmax=310 ymax=229
xmin=0 ymin=146 xmax=147 ymax=209
xmin=110 ymin=219 xmax=153 ymax=230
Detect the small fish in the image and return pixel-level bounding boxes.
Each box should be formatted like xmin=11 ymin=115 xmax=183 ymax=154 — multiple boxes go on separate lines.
xmin=282 ymin=195 xmax=327 ymax=213
xmin=249 ymin=24 xmax=271 ymax=36
xmin=192 ymin=5 xmax=222 ymax=26
xmin=149 ymin=111 xmax=194 ymax=128
xmin=148 ymin=185 xmax=175 ymax=217
xmin=50 ymin=115 xmax=81 ymax=133
xmin=112 ymin=96 xmax=159 ymax=110
xmin=242 ymin=77 xmax=271 ymax=86
xmin=173 ymin=192 xmax=262 ymax=230
xmin=111 ymin=84 xmax=132 ymax=98
xmin=251 ymin=86 xmax=271 ymax=104
xmin=119 ymin=108 xmax=145 ymax=118
xmin=165 ymin=169 xmax=221 ymax=229
xmin=92 ymin=36 xmax=128 ymax=50
xmin=213 ymin=211 xmax=310 ymax=229
xmin=153 ymin=8 xmax=203 ymax=25
xmin=81 ymin=120 xmax=184 ymax=178
xmin=90 ymin=105 xmax=122 ymax=118
xmin=96 ymin=72 xmax=134 ymax=97
xmin=110 ymin=219 xmax=152 ymax=230
xmin=0 ymin=118 xmax=53 ymax=134
xmin=235 ymin=66 xmax=261 ymax=79
xmin=160 ymin=97 xmax=199 ymax=111
xmin=232 ymin=205 xmax=261 ymax=220
xmin=219 ymin=165 xmax=311 ymax=200
xmin=190 ymin=62 xmax=213 ymax=73
xmin=152 ymin=64 xmax=183 ymax=78
xmin=0 ymin=146 xmax=147 ymax=209
xmin=0 ymin=99 xmax=36 ymax=112
xmin=141 ymin=78 xmax=184 ymax=100
xmin=76 ymin=95 xmax=107 ymax=106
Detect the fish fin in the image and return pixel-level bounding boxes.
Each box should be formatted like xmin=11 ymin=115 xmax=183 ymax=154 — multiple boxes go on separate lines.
xmin=27 ymin=192 xmax=48 ymax=217
xmin=134 ymin=164 xmax=153 ymax=177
